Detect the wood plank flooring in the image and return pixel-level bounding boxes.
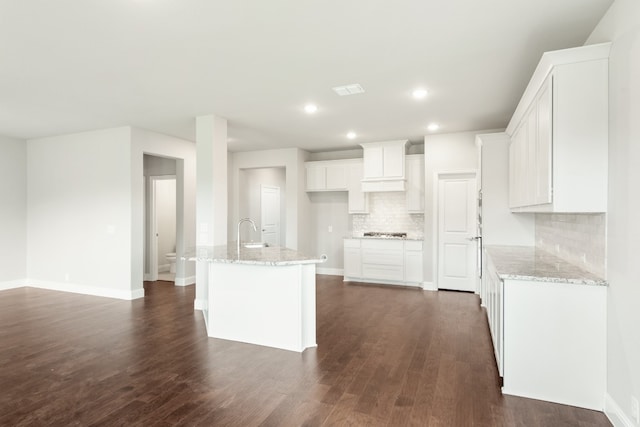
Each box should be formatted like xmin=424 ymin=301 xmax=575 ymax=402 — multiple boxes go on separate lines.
xmin=0 ymin=276 xmax=611 ymax=426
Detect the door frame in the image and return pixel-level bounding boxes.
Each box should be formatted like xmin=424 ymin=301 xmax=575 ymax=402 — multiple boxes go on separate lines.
xmin=432 ymin=169 xmax=478 ymax=291
xmin=148 ymin=174 xmax=176 ymax=282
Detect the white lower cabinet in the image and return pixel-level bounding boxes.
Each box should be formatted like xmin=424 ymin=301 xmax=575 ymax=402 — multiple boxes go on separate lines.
xmin=482 ymin=250 xmax=606 ymax=411
xmin=343 ymin=239 xmax=362 ymax=278
xmin=344 ymin=238 xmax=423 ymax=287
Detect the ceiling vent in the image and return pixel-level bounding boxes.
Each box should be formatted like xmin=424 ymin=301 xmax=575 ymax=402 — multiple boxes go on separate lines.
xmin=332 ymin=84 xmax=365 ymax=96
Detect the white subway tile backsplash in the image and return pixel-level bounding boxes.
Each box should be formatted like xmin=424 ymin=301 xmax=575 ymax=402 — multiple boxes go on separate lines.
xmin=535 ymin=213 xmax=606 ymax=278
xmin=351 ymin=192 xmax=424 ymax=239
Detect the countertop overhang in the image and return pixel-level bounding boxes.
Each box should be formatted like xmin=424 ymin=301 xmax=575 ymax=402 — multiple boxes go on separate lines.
xmin=485 ymin=245 xmax=607 ymax=286
xmin=183 ymin=244 xmax=327 ymax=266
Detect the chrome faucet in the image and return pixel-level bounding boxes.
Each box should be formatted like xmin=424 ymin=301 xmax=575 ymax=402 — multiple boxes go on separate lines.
xmin=237 ymin=218 xmax=257 ymax=253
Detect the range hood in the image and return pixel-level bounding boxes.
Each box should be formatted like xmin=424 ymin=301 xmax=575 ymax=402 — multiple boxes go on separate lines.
xmin=360 ymin=140 xmax=408 ymax=192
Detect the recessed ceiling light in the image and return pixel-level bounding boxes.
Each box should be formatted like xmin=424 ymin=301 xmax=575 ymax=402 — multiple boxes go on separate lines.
xmin=427 ymin=123 xmax=440 ymax=132
xmin=346 ymin=131 xmax=357 ymax=140
xmin=412 ymin=88 xmax=428 ymax=99
xmin=304 ymin=104 xmax=318 ymax=114
xmin=332 ymin=84 xmax=365 ymax=96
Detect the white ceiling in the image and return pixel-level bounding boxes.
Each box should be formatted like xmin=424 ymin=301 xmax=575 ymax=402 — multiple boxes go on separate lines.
xmin=0 ymin=0 xmax=613 ymax=152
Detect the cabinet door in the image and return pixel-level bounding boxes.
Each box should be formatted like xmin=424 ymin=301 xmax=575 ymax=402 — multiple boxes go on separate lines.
xmin=325 ymin=164 xmax=348 ymax=190
xmin=383 ymin=144 xmax=405 ymax=178
xmin=509 ymin=124 xmax=527 ymax=208
xmin=363 ymin=146 xmax=384 ymax=179
xmin=405 ymin=250 xmax=423 ymax=283
xmin=348 ymin=162 xmax=368 ymax=213
xmin=344 ymin=247 xmax=362 ymax=278
xmin=535 ymin=75 xmax=553 ymax=205
xmin=406 ymin=156 xmax=424 ymax=213
xmin=306 ymin=165 xmax=326 ymax=191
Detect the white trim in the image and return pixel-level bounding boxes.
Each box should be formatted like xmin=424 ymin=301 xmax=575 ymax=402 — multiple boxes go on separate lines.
xmin=144 ymin=273 xmax=153 ymax=281
xmin=317 ymin=267 xmax=343 ymax=276
xmin=0 ymin=279 xmax=26 ymax=291
xmin=175 ymin=276 xmax=196 ymax=287
xmin=27 ymin=280 xmax=145 ymax=300
xmin=194 ymin=298 xmax=207 ymax=311
xmin=432 ymin=169 xmax=478 ymax=291
xmin=422 ymin=281 xmax=437 ymax=291
xmin=343 ymin=277 xmax=423 ymax=289
xmin=605 ymin=394 xmax=634 ymax=427
xmin=158 ymin=263 xmax=171 ymax=273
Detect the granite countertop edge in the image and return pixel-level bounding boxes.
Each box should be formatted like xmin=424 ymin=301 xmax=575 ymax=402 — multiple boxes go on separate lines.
xmin=344 ymin=236 xmax=424 ymax=241
xmin=183 ymin=244 xmax=326 ymax=266
xmin=485 ymin=245 xmax=608 ymax=287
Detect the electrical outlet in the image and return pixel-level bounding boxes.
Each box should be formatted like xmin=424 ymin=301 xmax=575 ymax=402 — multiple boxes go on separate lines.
xmin=555 ymin=244 xmax=560 ymax=253
xmin=631 ymin=396 xmax=639 ymax=424
xmin=328 ymin=226 xmax=333 ymax=233
xmin=582 ymin=253 xmax=587 ymax=264
xmin=64 ymin=273 xmax=70 ymax=282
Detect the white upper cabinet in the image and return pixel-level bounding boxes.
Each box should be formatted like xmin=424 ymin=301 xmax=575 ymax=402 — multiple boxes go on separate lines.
xmin=507 ymin=43 xmax=610 ymax=213
xmin=305 ymin=160 xmax=349 ymax=192
xmin=405 ymin=154 xmax=424 ymax=213
xmin=360 ymin=140 xmax=408 ymax=192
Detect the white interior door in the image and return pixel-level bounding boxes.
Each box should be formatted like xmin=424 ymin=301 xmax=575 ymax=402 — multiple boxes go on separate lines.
xmin=261 ymin=185 xmax=281 ymax=247
xmin=437 ymin=173 xmax=478 ymax=292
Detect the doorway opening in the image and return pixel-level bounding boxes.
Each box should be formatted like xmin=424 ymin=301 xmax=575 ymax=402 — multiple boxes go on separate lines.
xmin=238 ymin=167 xmax=286 ymax=246
xmin=144 ymin=155 xmax=178 ymax=283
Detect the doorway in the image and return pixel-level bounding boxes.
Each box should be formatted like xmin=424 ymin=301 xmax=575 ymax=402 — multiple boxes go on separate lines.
xmin=151 ymin=176 xmax=177 ymax=282
xmin=436 ymin=172 xmax=478 ymax=292
xmin=238 ymin=167 xmax=286 ymax=246
xmin=144 ymin=154 xmax=178 ymax=283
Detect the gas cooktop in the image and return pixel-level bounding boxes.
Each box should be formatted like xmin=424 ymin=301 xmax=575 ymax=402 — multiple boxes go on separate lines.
xmin=363 ymin=232 xmax=407 ymax=239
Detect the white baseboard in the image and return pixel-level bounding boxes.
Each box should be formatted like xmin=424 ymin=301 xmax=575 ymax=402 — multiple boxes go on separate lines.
xmin=194 ymin=298 xmax=207 ymax=311
xmin=317 ymin=267 xmax=344 ymax=276
xmin=144 ymin=273 xmax=153 ymax=281
xmin=158 ymin=263 xmax=170 ymax=273
xmin=0 ymin=278 xmax=27 ymax=291
xmin=422 ymin=281 xmax=437 ymax=291
xmin=175 ymin=276 xmax=196 ymax=287
xmin=27 ymin=280 xmax=145 ymax=301
xmin=605 ymin=394 xmax=635 ymax=427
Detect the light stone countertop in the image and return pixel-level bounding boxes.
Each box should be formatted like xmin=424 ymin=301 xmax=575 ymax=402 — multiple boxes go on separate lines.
xmin=183 ymin=244 xmax=327 ymax=266
xmin=485 ymin=245 xmax=607 ymax=286
xmin=344 ymin=236 xmax=424 ymax=241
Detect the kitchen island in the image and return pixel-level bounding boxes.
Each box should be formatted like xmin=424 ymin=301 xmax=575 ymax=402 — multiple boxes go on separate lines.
xmin=188 ymin=245 xmax=325 ymax=352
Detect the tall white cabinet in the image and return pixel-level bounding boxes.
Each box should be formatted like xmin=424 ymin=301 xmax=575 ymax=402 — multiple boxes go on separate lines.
xmin=507 ymin=43 xmax=610 ymax=213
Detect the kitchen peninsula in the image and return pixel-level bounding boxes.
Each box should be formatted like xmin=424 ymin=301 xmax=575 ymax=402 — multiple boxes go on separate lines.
xmin=188 ymin=245 xmax=326 ymax=352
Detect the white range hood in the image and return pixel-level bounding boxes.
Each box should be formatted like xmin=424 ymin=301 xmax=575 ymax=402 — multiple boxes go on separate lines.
xmin=360 ymin=140 xmax=408 ymax=192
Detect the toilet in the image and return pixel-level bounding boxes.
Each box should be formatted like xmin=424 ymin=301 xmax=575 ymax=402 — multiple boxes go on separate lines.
xmin=166 ymin=252 xmax=177 ymax=274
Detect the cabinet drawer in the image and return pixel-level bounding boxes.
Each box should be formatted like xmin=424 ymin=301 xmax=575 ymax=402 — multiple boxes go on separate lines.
xmin=362 ymin=249 xmax=403 ymax=267
xmin=362 ymin=263 xmax=404 ymax=281
xmin=405 ymin=241 xmax=423 ymax=251
xmin=361 ymin=239 xmax=404 ymax=251
xmin=344 ymin=239 xmax=361 ymax=249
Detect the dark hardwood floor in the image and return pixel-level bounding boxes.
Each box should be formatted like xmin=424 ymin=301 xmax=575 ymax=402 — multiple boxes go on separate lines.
xmin=0 ymin=276 xmax=610 ymax=426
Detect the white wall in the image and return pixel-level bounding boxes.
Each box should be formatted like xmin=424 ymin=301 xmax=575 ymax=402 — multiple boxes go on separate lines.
xmin=239 ymin=167 xmax=286 ymax=244
xmin=587 ymin=1 xmax=640 ymax=424
xmin=423 ymin=131 xmax=483 ymax=285
xmin=131 ymin=127 xmax=196 ymax=289
xmin=229 ymin=148 xmax=311 ymax=253
xmin=27 ymin=127 xmax=134 ymax=298
xmin=0 ymin=136 xmax=26 ymax=289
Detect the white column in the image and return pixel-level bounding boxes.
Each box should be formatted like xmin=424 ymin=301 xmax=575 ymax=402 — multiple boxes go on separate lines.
xmin=195 ymin=114 xmax=227 ymax=310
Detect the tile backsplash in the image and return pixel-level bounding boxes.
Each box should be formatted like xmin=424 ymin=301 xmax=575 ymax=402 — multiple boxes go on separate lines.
xmin=351 ymin=192 xmax=424 ymax=239
xmin=535 ymin=213 xmax=606 ymax=278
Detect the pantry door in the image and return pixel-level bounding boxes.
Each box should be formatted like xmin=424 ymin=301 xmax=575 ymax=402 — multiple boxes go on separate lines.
xmin=437 ymin=173 xmax=478 ymax=292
